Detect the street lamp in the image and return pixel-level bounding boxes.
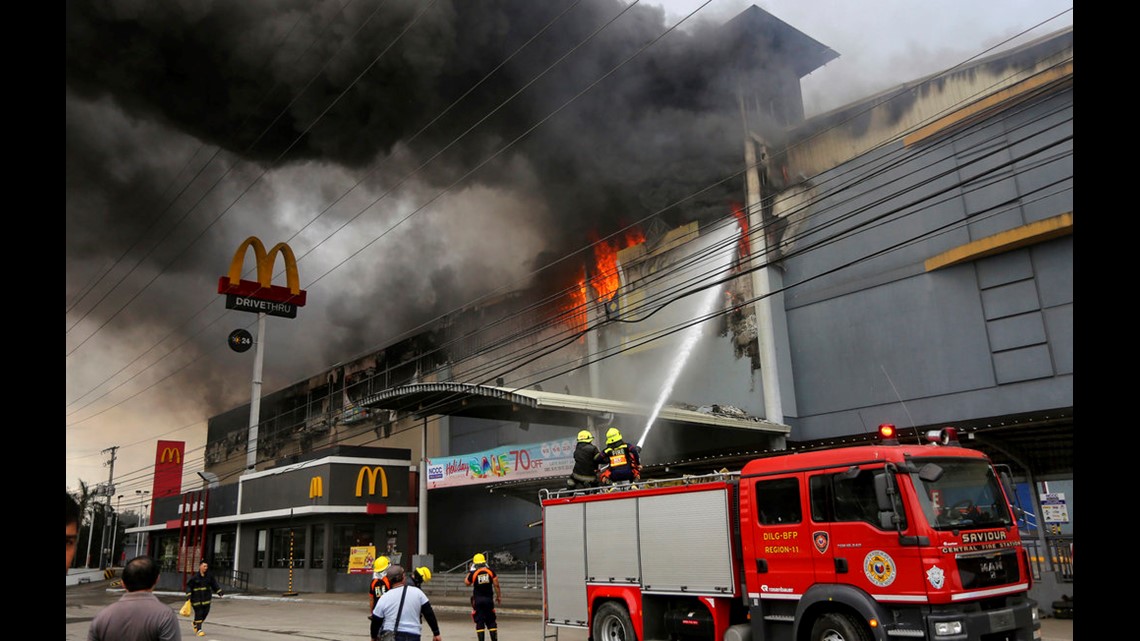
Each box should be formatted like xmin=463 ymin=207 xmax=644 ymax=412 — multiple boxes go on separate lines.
xmin=135 ymin=490 xmax=151 ymax=557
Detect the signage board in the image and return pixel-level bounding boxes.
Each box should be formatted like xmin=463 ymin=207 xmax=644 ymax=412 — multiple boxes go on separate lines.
xmin=426 ymin=438 xmax=576 ymax=489
xmin=348 ymin=545 xmax=376 ymax=575
xmin=1040 ymin=492 xmax=1069 ymax=523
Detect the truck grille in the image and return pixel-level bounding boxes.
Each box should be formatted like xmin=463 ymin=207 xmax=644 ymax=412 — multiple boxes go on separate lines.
xmin=956 ymin=549 xmax=1020 ymax=590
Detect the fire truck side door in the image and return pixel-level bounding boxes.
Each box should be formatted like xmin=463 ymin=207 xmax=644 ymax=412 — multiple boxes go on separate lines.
xmin=823 ymin=466 xmax=927 ymax=601
xmin=746 ymin=474 xmax=817 ymax=601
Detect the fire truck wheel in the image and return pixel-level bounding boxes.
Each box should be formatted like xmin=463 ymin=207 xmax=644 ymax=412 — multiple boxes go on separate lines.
xmin=809 ymin=612 xmax=871 ymax=641
xmin=592 ymin=601 xmax=636 ymax=641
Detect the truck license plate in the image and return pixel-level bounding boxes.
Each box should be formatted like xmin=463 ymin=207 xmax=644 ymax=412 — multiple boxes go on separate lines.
xmin=988 ymin=608 xmax=1014 ymax=632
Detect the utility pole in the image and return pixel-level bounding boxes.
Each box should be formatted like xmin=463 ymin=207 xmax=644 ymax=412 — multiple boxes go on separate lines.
xmin=98 ymin=446 xmax=118 ymax=570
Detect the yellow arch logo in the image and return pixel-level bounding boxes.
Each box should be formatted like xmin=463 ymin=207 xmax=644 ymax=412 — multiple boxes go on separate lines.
xmin=309 ymin=476 xmax=323 ymax=499
xmin=355 ymin=466 xmax=389 ymax=497
xmin=160 ymin=447 xmax=182 ymax=464
xmin=217 ymin=236 xmax=307 ymax=305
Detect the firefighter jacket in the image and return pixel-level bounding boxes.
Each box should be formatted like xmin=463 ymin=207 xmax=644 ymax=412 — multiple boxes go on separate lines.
xmin=571 ymin=441 xmax=601 ymax=477
xmin=369 ymin=575 xmax=392 ymax=611
xmin=598 ymin=440 xmax=641 ymax=480
xmin=465 ymin=564 xmax=499 ymax=600
xmin=187 ymin=571 xmax=222 ymax=606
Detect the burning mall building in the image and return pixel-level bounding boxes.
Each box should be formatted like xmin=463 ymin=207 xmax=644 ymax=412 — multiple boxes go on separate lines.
xmin=131 ymin=5 xmax=1072 ymax=603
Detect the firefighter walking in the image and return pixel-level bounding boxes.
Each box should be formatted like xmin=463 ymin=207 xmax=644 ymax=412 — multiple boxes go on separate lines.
xmin=186 ymin=561 xmax=223 ymax=636
xmin=464 ymin=552 xmax=501 ymax=641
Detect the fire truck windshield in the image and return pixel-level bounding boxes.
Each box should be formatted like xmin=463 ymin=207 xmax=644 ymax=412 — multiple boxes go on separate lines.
xmin=910 ymin=458 xmax=1014 ymax=531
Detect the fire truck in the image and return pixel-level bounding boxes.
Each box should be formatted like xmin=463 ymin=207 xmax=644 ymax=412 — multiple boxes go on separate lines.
xmin=539 ymin=424 xmax=1039 ymax=641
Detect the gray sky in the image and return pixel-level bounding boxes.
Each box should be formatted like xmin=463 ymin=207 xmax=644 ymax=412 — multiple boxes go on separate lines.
xmin=65 ymin=0 xmax=1073 ymax=502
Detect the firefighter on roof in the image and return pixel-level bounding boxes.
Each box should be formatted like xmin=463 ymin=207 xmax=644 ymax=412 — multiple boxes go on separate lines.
xmin=567 ymin=429 xmax=602 ymax=488
xmin=596 ymin=427 xmax=642 ymax=486
xmin=465 ymin=552 xmax=502 ymax=641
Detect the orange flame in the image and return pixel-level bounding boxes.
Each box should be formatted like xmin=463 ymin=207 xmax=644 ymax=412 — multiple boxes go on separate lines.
xmin=731 ymin=202 xmax=751 ymax=259
xmin=588 ymin=228 xmax=646 ymax=303
xmin=558 ymin=227 xmax=646 ymax=336
xmin=559 ymin=269 xmax=590 ymax=338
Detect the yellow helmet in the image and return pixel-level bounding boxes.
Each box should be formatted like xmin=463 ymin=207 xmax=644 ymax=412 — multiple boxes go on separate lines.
xmin=473 ymin=553 xmax=486 ymax=565
xmin=577 ymin=430 xmax=593 ymax=443
xmin=415 ymin=566 xmax=432 ymax=583
xmin=605 ymin=427 xmax=622 ymax=445
xmin=373 ymin=556 xmax=391 ymax=573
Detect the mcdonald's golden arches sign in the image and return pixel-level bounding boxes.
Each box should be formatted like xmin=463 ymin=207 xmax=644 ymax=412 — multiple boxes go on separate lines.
xmin=218 ymin=236 xmax=307 ymax=318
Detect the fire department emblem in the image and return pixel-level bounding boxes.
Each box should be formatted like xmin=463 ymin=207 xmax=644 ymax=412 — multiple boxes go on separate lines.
xmin=862 ymin=550 xmax=896 ymax=587
xmin=813 ymin=531 xmax=829 ymax=554
xmin=926 ymin=565 xmax=945 ymax=589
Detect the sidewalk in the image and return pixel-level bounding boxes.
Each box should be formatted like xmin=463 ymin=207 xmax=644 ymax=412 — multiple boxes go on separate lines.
xmin=171 ymin=588 xmax=1073 ymax=640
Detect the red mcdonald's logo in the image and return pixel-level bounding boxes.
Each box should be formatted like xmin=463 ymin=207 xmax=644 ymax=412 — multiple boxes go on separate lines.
xmin=217 ymin=236 xmax=307 ymax=305
xmin=160 ymin=447 xmax=182 ymax=464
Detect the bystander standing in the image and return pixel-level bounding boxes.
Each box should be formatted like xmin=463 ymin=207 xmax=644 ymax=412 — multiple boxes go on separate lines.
xmin=87 ymin=555 xmax=181 ymax=641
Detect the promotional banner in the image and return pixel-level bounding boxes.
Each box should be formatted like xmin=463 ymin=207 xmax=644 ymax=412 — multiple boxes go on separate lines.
xmin=426 ymin=438 xmax=577 ymax=489
xmin=347 ymin=545 xmax=376 ymax=575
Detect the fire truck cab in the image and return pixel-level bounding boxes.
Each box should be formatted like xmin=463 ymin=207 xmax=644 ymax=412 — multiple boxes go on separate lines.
xmin=540 ymin=425 xmax=1040 ymax=641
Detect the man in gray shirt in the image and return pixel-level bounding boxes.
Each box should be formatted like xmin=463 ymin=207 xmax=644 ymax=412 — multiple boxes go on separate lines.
xmin=89 ymin=555 xmax=181 ymax=641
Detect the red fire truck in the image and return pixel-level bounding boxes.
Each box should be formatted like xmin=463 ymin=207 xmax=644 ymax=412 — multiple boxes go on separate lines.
xmin=540 ymin=424 xmax=1039 ymax=641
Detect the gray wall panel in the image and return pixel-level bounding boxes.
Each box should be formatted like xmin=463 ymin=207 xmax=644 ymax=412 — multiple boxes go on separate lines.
xmin=993 ymin=344 xmax=1053 ymax=384
xmin=988 ymin=313 xmax=1047 ymax=352
xmin=981 ymin=280 xmax=1040 ymax=320
xmin=1044 ymin=306 xmax=1073 ymax=375
xmin=977 ymin=250 xmax=1033 ymax=289
xmin=1034 ymin=240 xmax=1073 ymax=308
xmin=788 ymin=272 xmax=994 ymax=415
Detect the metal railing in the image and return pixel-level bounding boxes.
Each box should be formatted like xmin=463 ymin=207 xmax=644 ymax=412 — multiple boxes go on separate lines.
xmin=539 ymin=470 xmax=741 ymax=500
xmin=1022 ymin=535 xmax=1073 ymax=582
xmin=220 ymin=568 xmax=250 ymax=593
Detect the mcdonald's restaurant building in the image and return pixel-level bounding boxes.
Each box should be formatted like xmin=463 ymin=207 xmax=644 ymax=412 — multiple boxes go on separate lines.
xmin=142 ymin=446 xmax=422 ymax=594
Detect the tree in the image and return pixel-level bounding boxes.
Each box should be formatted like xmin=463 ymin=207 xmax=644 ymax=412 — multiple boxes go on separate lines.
xmin=69 ymin=481 xmax=96 ymax=569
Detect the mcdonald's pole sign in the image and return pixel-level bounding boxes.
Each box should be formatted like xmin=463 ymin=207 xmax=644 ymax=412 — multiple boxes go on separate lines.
xmin=217 ymin=236 xmax=307 ymax=319
xmin=152 ymin=440 xmax=185 ymax=499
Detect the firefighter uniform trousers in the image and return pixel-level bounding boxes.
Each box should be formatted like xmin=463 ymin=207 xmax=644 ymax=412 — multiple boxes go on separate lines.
xmin=467 ymin=567 xmax=498 ymax=641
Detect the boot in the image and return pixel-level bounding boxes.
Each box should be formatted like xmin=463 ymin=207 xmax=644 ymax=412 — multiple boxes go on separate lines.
xmin=477 ymin=630 xmax=486 ymax=641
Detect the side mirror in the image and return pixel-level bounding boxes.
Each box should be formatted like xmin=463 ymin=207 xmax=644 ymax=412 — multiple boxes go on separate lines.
xmin=998 ymin=469 xmax=1025 ymax=518
xmin=874 ymin=473 xmax=893 ymax=512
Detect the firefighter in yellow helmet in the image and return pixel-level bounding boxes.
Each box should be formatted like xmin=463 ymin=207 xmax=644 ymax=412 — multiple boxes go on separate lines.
xmin=465 ymin=552 xmax=502 ymax=641
xmin=597 ymin=426 xmax=642 ymax=486
xmin=566 ymin=429 xmax=601 ymax=489
xmin=368 ymin=556 xmax=392 ymax=641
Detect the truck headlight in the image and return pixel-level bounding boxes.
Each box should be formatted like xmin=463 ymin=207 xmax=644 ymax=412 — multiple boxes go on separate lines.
xmin=934 ymin=621 xmax=963 ymax=636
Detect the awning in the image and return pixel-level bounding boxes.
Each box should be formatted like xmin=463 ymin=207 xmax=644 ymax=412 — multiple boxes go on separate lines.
xmin=359 ymin=382 xmax=789 ymax=436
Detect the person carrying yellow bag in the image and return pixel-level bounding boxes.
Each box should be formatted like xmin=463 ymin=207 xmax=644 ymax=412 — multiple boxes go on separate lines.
xmin=186 ymin=561 xmax=224 ymax=636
